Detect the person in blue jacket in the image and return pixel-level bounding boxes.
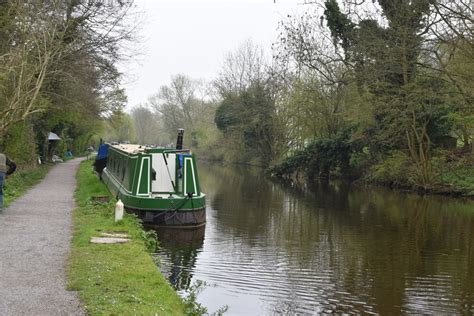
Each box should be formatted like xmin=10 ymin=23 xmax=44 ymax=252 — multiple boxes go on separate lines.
xmin=0 ymin=153 xmax=16 ymax=211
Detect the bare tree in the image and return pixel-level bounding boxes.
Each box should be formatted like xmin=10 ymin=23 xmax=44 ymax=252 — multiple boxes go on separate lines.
xmin=0 ymin=1 xmax=65 ymax=137
xmin=148 ymin=74 xmax=204 ymax=134
xmin=214 ymin=39 xmax=268 ymax=96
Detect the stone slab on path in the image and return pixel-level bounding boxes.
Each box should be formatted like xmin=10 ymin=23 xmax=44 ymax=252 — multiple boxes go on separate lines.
xmin=0 ymin=158 xmax=85 ymax=315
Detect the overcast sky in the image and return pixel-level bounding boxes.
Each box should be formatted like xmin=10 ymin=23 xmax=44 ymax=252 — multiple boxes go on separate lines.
xmin=119 ymin=0 xmax=305 ymax=109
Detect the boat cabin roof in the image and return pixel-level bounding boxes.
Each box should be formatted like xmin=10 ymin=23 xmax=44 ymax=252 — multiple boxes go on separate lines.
xmin=111 ymin=144 xmax=147 ymax=154
xmin=110 ymin=144 xmax=191 ymax=155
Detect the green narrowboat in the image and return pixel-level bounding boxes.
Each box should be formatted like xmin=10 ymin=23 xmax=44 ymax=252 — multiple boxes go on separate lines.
xmin=99 ymin=143 xmax=206 ymax=227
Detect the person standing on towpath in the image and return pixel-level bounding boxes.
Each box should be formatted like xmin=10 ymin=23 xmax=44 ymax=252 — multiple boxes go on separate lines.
xmin=0 ymin=152 xmax=16 ymax=211
xmin=0 ymin=158 xmax=85 ymax=314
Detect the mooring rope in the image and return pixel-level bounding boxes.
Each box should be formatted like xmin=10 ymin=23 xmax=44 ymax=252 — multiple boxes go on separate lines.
xmin=150 ymin=194 xmax=194 ymax=225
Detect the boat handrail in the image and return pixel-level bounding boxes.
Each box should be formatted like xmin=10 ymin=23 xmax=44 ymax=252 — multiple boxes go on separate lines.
xmin=161 ymin=149 xmax=192 ymax=154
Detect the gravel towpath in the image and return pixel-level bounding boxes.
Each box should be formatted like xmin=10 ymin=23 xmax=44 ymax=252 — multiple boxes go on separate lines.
xmin=0 ymin=158 xmax=85 ymax=315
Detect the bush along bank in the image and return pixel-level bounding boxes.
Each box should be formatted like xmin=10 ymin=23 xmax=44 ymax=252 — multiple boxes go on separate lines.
xmin=68 ymin=160 xmax=185 ymax=315
xmin=269 ymin=132 xmax=474 ymax=198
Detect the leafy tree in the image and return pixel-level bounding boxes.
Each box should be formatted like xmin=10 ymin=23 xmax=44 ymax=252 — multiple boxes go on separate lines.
xmin=214 ymin=39 xmax=267 ymax=97
xmin=215 ymin=93 xmax=242 ymax=133
xmin=215 ymin=83 xmax=282 ymax=165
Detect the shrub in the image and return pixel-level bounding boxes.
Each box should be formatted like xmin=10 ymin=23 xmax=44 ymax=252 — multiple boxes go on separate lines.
xmin=2 ymin=122 xmax=38 ymax=167
xmin=367 ymin=150 xmax=414 ymax=187
xmin=269 ymin=131 xmax=352 ymax=179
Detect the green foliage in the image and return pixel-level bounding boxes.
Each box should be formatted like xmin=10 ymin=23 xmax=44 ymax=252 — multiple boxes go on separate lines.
xmin=447 ymin=111 xmax=474 ymax=148
xmin=348 ymin=149 xmax=372 ymax=177
xmin=1 ymin=121 xmax=38 ymax=166
xmin=138 ymin=225 xmax=159 ymax=253
xmin=366 ymin=151 xmax=414 ymax=187
xmin=191 ymin=122 xmax=223 ymax=161
xmin=269 ymin=150 xmax=308 ymax=178
xmin=436 ymin=155 xmax=474 ymax=196
xmin=283 ymin=79 xmax=349 ymax=141
xmin=214 ymin=83 xmax=280 ymax=165
xmin=324 ymin=0 xmax=354 ymax=51
xmin=182 ymin=280 xmax=208 ymax=316
xmin=214 ymin=93 xmax=241 ymax=133
xmin=270 ymin=131 xmax=353 ymax=179
xmin=182 ymin=280 xmax=229 ymax=316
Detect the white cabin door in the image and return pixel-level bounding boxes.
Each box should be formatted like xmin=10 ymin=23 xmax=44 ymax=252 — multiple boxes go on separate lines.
xmin=151 ymin=153 xmax=176 ymax=192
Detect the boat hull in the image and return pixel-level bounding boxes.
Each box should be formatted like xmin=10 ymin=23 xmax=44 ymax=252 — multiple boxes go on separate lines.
xmin=102 ymin=169 xmax=206 ymax=227
xmin=127 ymin=206 xmax=206 ymax=227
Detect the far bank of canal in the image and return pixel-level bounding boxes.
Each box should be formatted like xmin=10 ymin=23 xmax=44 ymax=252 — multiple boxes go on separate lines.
xmin=154 ymin=162 xmax=474 ymax=315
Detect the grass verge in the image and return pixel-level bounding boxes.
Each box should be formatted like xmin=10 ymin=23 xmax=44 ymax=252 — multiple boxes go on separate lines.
xmin=3 ymin=164 xmax=51 ymax=207
xmin=68 ymin=160 xmax=185 ymax=315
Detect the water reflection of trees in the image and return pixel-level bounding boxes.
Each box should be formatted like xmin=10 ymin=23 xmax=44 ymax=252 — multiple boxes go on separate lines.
xmin=153 ymin=226 xmax=205 ymax=291
xmin=200 ymin=162 xmax=474 ymax=314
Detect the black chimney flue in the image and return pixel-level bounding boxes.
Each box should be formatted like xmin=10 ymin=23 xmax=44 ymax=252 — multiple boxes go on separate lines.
xmin=176 ymin=128 xmax=184 ymax=149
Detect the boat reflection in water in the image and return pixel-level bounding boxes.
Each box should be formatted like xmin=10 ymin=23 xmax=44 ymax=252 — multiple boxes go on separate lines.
xmin=151 ymin=226 xmax=205 ymax=291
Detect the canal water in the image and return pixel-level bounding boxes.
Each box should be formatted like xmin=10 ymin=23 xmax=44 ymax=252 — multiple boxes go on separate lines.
xmin=153 ymin=162 xmax=474 ymax=315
